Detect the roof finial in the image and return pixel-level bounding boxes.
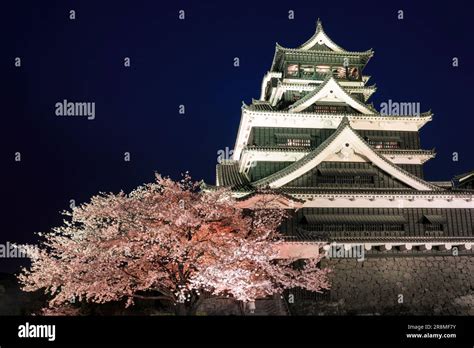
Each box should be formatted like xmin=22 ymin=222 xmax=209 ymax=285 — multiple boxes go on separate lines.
xmin=339 ymin=116 xmax=351 ymax=128
xmin=316 ymin=18 xmax=322 ymax=28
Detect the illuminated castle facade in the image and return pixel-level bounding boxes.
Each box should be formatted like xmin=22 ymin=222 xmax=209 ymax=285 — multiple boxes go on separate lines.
xmin=206 ymin=20 xmax=474 ymax=256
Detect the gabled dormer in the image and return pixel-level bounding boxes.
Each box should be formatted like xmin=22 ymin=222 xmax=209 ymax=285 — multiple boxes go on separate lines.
xmin=297 ymin=19 xmax=347 ymax=52
xmin=287 ymin=76 xmax=376 ymax=114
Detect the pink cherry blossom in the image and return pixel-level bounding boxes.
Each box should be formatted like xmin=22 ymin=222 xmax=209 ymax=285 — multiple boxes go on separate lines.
xmin=18 ymin=174 xmax=330 ymax=315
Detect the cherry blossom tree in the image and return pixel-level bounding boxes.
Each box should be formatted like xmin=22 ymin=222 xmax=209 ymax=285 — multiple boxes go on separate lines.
xmin=18 ymin=174 xmax=330 ymax=315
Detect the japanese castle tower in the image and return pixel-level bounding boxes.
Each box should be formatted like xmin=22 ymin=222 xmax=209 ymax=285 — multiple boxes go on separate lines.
xmin=207 ymin=20 xmax=474 ymax=256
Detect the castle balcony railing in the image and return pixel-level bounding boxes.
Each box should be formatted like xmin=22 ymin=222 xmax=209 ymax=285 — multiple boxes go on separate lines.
xmin=285 ymin=71 xmax=362 ymax=82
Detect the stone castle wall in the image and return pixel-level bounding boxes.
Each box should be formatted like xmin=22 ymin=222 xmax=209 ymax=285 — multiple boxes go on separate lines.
xmin=289 ymin=255 xmax=474 ymax=315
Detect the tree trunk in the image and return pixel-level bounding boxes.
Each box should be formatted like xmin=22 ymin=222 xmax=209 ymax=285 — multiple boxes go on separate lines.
xmin=173 ymin=295 xmax=203 ymax=316
xmin=238 ymin=301 xmax=246 ymax=316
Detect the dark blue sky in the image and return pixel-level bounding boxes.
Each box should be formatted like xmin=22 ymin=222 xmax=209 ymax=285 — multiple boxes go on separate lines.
xmin=1 ymin=0 xmax=473 ymax=272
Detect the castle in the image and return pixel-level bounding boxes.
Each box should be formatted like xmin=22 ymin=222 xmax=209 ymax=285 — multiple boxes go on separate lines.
xmin=205 ymin=20 xmax=474 ymax=258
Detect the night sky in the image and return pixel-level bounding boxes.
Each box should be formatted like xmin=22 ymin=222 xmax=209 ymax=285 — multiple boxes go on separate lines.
xmin=1 ymin=0 xmax=473 ymax=272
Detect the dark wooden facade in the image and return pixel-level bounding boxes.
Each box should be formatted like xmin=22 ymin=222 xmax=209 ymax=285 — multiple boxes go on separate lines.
xmin=281 ymin=208 xmax=474 ymax=240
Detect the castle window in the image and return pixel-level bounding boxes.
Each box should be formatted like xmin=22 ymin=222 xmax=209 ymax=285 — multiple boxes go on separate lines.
xmin=317 ymin=175 xmax=355 ymax=185
xmin=424 ymin=224 xmax=444 ymax=232
xmin=305 ymin=224 xmax=344 ymax=232
xmin=366 ymin=136 xmax=401 ymax=149
xmin=301 ymin=214 xmax=406 ymax=234
xmin=286 ymin=138 xmax=311 ymax=146
xmin=275 ymin=133 xmax=311 ymax=147
xmin=356 ymin=175 xmax=375 ymax=185
xmin=384 ymin=224 xmax=405 ymax=232
xmin=315 ymin=65 xmax=330 ymax=74
xmin=365 ymin=224 xmax=381 ymax=232
xmin=423 ymin=215 xmax=445 ymax=233
xmin=317 ymin=167 xmax=376 ymax=186
xmin=312 ymin=105 xmax=351 ymax=114
xmin=332 ymin=66 xmax=346 ymax=78
xmin=286 ymin=64 xmax=299 ymax=77
xmin=300 ymin=65 xmax=315 ymax=77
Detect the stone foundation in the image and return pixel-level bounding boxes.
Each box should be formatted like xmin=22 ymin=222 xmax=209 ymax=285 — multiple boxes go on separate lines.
xmin=289 ymin=255 xmax=474 ymax=315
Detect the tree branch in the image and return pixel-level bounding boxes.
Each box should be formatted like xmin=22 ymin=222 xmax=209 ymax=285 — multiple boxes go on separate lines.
xmin=132 ymin=294 xmax=172 ymax=301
